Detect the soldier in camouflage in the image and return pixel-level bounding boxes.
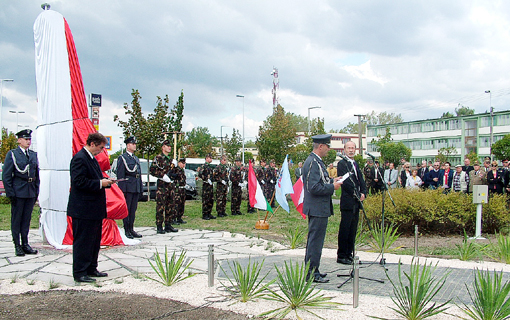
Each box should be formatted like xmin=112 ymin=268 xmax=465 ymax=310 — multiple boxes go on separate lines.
xmin=229 ymin=158 xmax=243 ymax=215
xmin=198 ymin=154 xmax=216 ymax=220
xmin=213 ymin=155 xmax=229 ymax=217
xmin=268 ymin=160 xmax=278 ymax=207
xmin=257 ymin=159 xmax=270 ymax=203
xmin=172 ymin=158 xmax=187 ymax=225
xmin=150 ymin=140 xmax=178 ymax=234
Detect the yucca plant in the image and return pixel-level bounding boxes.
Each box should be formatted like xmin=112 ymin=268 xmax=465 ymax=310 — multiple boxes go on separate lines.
xmin=260 ymin=260 xmax=341 ymax=319
xmin=285 ymin=226 xmax=306 ymax=249
xmin=219 ymin=257 xmax=274 ymax=302
xmin=459 ymin=269 xmax=510 ymax=320
xmin=456 ymin=230 xmax=486 ymax=261
xmin=387 ymin=259 xmax=450 ymax=320
xmin=147 ymin=247 xmax=195 ymax=286
xmin=368 ymin=222 xmax=402 ymax=253
xmin=486 ymin=233 xmax=510 ymax=264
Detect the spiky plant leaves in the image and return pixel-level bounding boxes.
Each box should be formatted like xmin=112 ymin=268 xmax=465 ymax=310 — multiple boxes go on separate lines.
xmin=147 ymin=246 xmax=195 ymax=286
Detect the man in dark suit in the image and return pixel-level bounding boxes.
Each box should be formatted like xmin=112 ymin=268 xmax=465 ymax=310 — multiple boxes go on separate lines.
xmin=3 ymin=129 xmax=40 ymax=257
xmin=295 ymin=162 xmax=303 ymax=180
xmin=116 ymin=136 xmax=143 ymax=239
xmin=371 ymin=160 xmax=384 ymax=193
xmin=418 ymin=160 xmax=429 ymax=189
xmin=336 ymin=141 xmax=367 ymax=265
xmin=303 ymin=134 xmax=342 ymax=283
xmin=68 ymin=132 xmax=113 ymax=283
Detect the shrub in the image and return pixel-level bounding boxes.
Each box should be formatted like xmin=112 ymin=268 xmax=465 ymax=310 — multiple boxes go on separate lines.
xmin=363 ymin=189 xmax=509 ymax=235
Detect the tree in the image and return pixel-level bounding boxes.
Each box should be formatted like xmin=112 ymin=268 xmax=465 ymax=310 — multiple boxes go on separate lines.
xmin=436 ymin=146 xmax=458 ymax=164
xmin=286 ymin=112 xmax=309 ymax=132
xmin=324 ymin=149 xmax=337 ymax=166
xmin=256 ymin=104 xmax=296 ymax=165
xmin=182 ymin=127 xmax=217 ymax=158
xmin=244 ymin=151 xmax=254 ymax=162
xmin=223 ymin=129 xmax=243 ymax=162
xmin=0 ymin=129 xmax=18 ymax=162
xmin=372 ymin=128 xmax=411 ymax=164
xmin=441 ymin=111 xmax=454 ymax=118
xmin=114 ymin=89 xmax=184 ymax=160
xmin=336 ymin=111 xmax=403 ymax=134
xmin=303 ymin=117 xmax=326 ymax=151
xmin=245 ymin=140 xmax=257 ymax=148
xmin=465 ymin=151 xmax=479 ymax=164
xmin=441 ymin=105 xmax=475 ymax=118
xmin=492 ymin=134 xmax=510 ymax=161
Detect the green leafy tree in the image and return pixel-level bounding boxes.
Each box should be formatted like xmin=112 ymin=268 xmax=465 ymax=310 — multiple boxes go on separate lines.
xmin=223 ymin=129 xmax=243 ymax=162
xmin=183 ymin=127 xmax=217 ymax=158
xmin=492 ymin=134 xmax=510 ymax=161
xmin=324 ymin=149 xmax=337 ymax=166
xmin=436 ymin=146 xmax=458 ymax=164
xmin=256 ymin=104 xmax=296 ymax=165
xmin=245 ymin=140 xmax=257 ymax=148
xmin=0 ymin=129 xmax=18 ymax=162
xmin=304 ymin=117 xmax=326 ymax=151
xmin=286 ymin=112 xmax=309 ymax=132
xmin=289 ymin=144 xmax=311 ymax=165
xmin=108 ymin=149 xmax=123 ymax=165
xmin=372 ymin=128 xmax=411 ymax=165
xmin=244 ymin=151 xmax=254 ymax=162
xmin=441 ymin=111 xmax=454 ymax=118
xmin=455 ymin=105 xmax=475 ymax=116
xmin=337 ymin=111 xmax=403 ymax=134
xmin=465 ymin=151 xmax=479 ymax=164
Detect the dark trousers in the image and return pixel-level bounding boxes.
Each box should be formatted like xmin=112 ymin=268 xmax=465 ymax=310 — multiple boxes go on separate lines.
xmin=72 ymin=218 xmax=102 ymax=278
xmin=123 ymin=192 xmax=139 ymax=228
xmin=11 ymin=197 xmax=36 ymax=246
xmin=304 ymin=215 xmax=328 ymax=278
xmin=337 ymin=206 xmax=359 ymax=259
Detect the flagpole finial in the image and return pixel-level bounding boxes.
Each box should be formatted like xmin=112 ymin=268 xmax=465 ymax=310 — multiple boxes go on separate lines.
xmin=41 ymin=3 xmax=51 ymax=10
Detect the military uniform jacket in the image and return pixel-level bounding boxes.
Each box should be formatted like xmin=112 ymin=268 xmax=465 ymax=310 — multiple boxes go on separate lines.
xmin=116 ymin=152 xmax=143 ymax=194
xmin=198 ymin=162 xmax=214 ymax=186
xmin=213 ymin=164 xmax=229 ymax=185
xmin=302 ymin=152 xmax=334 ymax=218
xmin=337 ymin=158 xmax=367 ymax=211
xmin=3 ymin=147 xmax=40 ymax=198
xmin=256 ymin=167 xmax=266 ymax=185
xmin=229 ymin=165 xmax=243 ymax=187
xmin=150 ymin=153 xmax=176 ymax=186
xmin=267 ymin=167 xmax=277 ymax=185
xmin=173 ymin=166 xmax=186 ymax=187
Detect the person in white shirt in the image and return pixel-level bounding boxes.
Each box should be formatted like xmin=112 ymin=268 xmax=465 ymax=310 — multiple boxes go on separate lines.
xmin=406 ymin=169 xmax=422 ymax=189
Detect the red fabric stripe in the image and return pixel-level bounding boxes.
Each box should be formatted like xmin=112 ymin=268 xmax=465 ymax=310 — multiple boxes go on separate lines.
xmin=248 ymin=160 xmax=258 ymax=207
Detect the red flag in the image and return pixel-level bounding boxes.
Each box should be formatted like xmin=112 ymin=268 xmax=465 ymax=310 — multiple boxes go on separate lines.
xmin=291 ymin=177 xmax=306 ymax=219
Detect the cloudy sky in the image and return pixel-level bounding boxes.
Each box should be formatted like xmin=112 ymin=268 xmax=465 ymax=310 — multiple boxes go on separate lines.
xmin=1 ymin=0 xmax=510 ymax=152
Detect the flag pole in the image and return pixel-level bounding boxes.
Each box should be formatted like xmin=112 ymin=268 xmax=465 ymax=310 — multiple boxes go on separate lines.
xmin=267 ymin=205 xmax=281 ymax=222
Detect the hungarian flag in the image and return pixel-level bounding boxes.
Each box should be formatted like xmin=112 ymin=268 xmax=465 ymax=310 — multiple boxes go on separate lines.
xmin=248 ymin=160 xmax=273 ymax=212
xmin=291 ymin=177 xmax=306 ymax=219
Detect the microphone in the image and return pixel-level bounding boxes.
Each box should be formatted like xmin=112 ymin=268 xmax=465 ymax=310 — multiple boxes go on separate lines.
xmin=366 ymin=152 xmax=376 ymax=159
xmin=336 ymin=152 xmax=350 ymax=162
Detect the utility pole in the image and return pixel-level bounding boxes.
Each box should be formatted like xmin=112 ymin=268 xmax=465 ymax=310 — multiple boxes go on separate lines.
xmin=354 ymin=114 xmax=365 ymax=156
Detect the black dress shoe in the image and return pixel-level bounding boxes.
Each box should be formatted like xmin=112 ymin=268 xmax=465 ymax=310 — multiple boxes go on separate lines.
xmin=22 ymin=244 xmax=38 ymax=255
xmin=165 ymin=225 xmax=178 ymax=233
xmin=15 ymin=245 xmax=25 ymax=257
xmin=237 ymin=211 xmax=243 ymax=215
xmin=124 ymin=229 xmax=134 ymax=239
xmin=208 ymin=214 xmax=217 ymax=219
xmin=218 ymin=213 xmax=227 ymax=217
xmin=313 ymin=276 xmax=330 ymax=283
xmin=337 ymin=258 xmax=353 ymax=265
xmin=156 ymin=225 xmax=166 ymax=234
xmin=88 ymin=270 xmax=108 ymax=277
xmin=319 ymin=272 xmax=327 ymax=278
xmin=176 ymin=218 xmax=187 ymax=224
xmin=131 ymin=230 xmax=142 ymax=238
xmin=75 ymin=275 xmax=96 ymax=283
xmin=202 ymin=215 xmax=211 ymax=220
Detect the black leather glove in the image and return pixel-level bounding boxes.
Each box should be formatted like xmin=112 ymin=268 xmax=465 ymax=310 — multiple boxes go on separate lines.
xmin=9 ymin=197 xmax=17 ymax=206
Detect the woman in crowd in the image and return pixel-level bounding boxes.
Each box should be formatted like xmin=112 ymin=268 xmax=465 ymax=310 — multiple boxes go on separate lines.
xmin=487 ymin=160 xmax=504 ymax=194
xmin=406 ymin=169 xmax=422 ymax=189
xmin=399 ymin=162 xmax=411 ymax=188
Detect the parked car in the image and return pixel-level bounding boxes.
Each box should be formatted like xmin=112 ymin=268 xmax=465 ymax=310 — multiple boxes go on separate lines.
xmin=184 ymin=169 xmax=198 ymax=200
xmin=111 ymin=158 xmax=157 ymax=202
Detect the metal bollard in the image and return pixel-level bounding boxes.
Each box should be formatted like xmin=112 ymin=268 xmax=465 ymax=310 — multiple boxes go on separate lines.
xmin=414 ymin=225 xmax=419 ymax=257
xmin=353 ymin=256 xmax=359 ymax=308
xmin=208 ymin=244 xmax=214 ymax=287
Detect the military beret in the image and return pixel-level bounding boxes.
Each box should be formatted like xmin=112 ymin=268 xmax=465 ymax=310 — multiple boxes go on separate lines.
xmin=16 ymin=129 xmax=32 ymax=139
xmin=162 ymin=140 xmax=171 ymax=146
xmin=311 ymin=134 xmax=332 ymax=145
xmin=473 ymin=161 xmax=480 ymax=166
xmin=124 ymin=136 xmax=137 ymax=144
xmin=179 ymin=158 xmax=186 ymax=163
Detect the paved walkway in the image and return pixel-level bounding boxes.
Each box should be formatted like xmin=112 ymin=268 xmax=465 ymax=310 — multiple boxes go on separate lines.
xmin=1 ymin=227 xmax=509 ymax=306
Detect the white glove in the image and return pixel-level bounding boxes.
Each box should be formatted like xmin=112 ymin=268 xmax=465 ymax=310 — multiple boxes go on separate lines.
xmin=162 ymin=175 xmax=171 ymax=183
xmin=270 ymin=179 xmax=274 ymax=184
xmin=261 ymin=180 xmax=265 ymax=184
xmin=221 ymin=180 xmax=227 ymax=185
xmin=172 ymin=159 xmax=177 ymax=167
xmin=238 ymin=183 xmax=243 ymax=187
xmin=207 ymin=179 xmax=212 ymax=185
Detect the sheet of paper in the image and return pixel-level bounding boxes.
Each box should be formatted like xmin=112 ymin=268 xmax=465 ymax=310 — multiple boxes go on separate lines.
xmin=339 ymin=172 xmax=350 ymax=183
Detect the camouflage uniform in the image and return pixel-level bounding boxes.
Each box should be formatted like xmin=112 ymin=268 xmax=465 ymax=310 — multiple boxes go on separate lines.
xmin=150 ymin=153 xmax=177 ymax=229
xmin=172 ymin=165 xmax=187 ymax=223
xmin=213 ymin=163 xmax=229 ymax=217
xmin=198 ymin=162 xmax=215 ymax=219
xmin=229 ymin=164 xmax=243 ymax=215
xmin=364 ymin=164 xmax=374 ymax=195
xmin=257 ymin=166 xmax=271 ymax=203
xmin=267 ymin=165 xmax=277 ymax=206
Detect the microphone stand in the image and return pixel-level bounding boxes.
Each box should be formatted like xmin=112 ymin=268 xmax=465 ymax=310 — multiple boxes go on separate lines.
xmin=337 ymin=158 xmax=383 ymax=288
xmin=374 ymin=162 xmax=396 ymax=268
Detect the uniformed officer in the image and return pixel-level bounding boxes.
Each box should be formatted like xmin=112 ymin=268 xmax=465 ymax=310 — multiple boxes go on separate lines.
xmin=116 ymin=136 xmax=143 ymax=239
xmin=213 ymin=155 xmax=229 ymax=217
xmin=198 ymin=154 xmax=216 ymax=220
xmin=229 ymin=158 xmax=243 ymax=215
xmin=268 ymin=160 xmax=277 ymax=207
xmin=150 ymin=140 xmax=178 ymax=234
xmin=256 ymin=159 xmax=267 ymax=200
xmin=3 ymin=129 xmax=40 ymax=256
xmin=173 ymin=158 xmax=187 ymax=224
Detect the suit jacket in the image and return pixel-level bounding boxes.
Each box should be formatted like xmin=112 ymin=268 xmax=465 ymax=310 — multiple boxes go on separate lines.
xmin=67 ymin=148 xmax=107 ymax=220
xmin=3 ymin=147 xmax=40 ymax=198
xmin=487 ymin=169 xmax=505 ymax=193
xmin=371 ymin=166 xmax=384 ymax=187
xmin=418 ymin=167 xmax=429 ymax=186
xmin=384 ymin=168 xmax=398 ymax=189
xmin=116 ymin=152 xmax=143 ymax=194
xmin=337 ymin=158 xmax=366 ymax=211
xmin=302 ymin=153 xmax=334 ymax=218
xmin=295 ymin=167 xmax=302 ymax=179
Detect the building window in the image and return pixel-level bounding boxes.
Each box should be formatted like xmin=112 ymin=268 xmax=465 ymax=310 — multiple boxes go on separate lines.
xmin=480 ymin=116 xmax=491 ymax=127
xmin=435 ymin=121 xmax=448 ymax=131
xmin=479 ymin=137 xmax=490 ymax=147
xmin=410 ymin=123 xmax=421 ymax=133
xmin=423 ymin=122 xmax=434 ymax=132
xmin=389 ymin=127 xmax=398 ymax=135
xmin=450 ymin=120 xmax=461 ymax=130
xmin=422 ymin=140 xmax=433 ymax=150
xmin=497 ymin=114 xmax=510 ymax=126
xmin=413 ymin=141 xmax=422 ymax=150
xmin=341 ymin=138 xmax=351 ymax=144
xmin=449 ymin=138 xmax=461 ymax=148
xmin=434 ymin=139 xmax=447 ymax=149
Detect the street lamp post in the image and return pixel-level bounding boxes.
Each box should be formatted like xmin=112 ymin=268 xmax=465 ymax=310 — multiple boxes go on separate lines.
xmin=9 ymin=110 xmax=25 ymax=133
xmin=0 ymin=79 xmax=14 ymax=137
xmin=220 ymin=125 xmax=231 ymax=157
xmin=308 ymin=106 xmax=321 ymax=134
xmin=236 ymin=95 xmax=245 ymax=164
xmin=354 ymin=114 xmax=366 ymax=156
xmin=485 ymin=90 xmax=493 ymax=161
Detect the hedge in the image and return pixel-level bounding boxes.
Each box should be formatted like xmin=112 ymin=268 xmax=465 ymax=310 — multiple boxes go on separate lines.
xmin=362 ymin=188 xmax=510 ymax=235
